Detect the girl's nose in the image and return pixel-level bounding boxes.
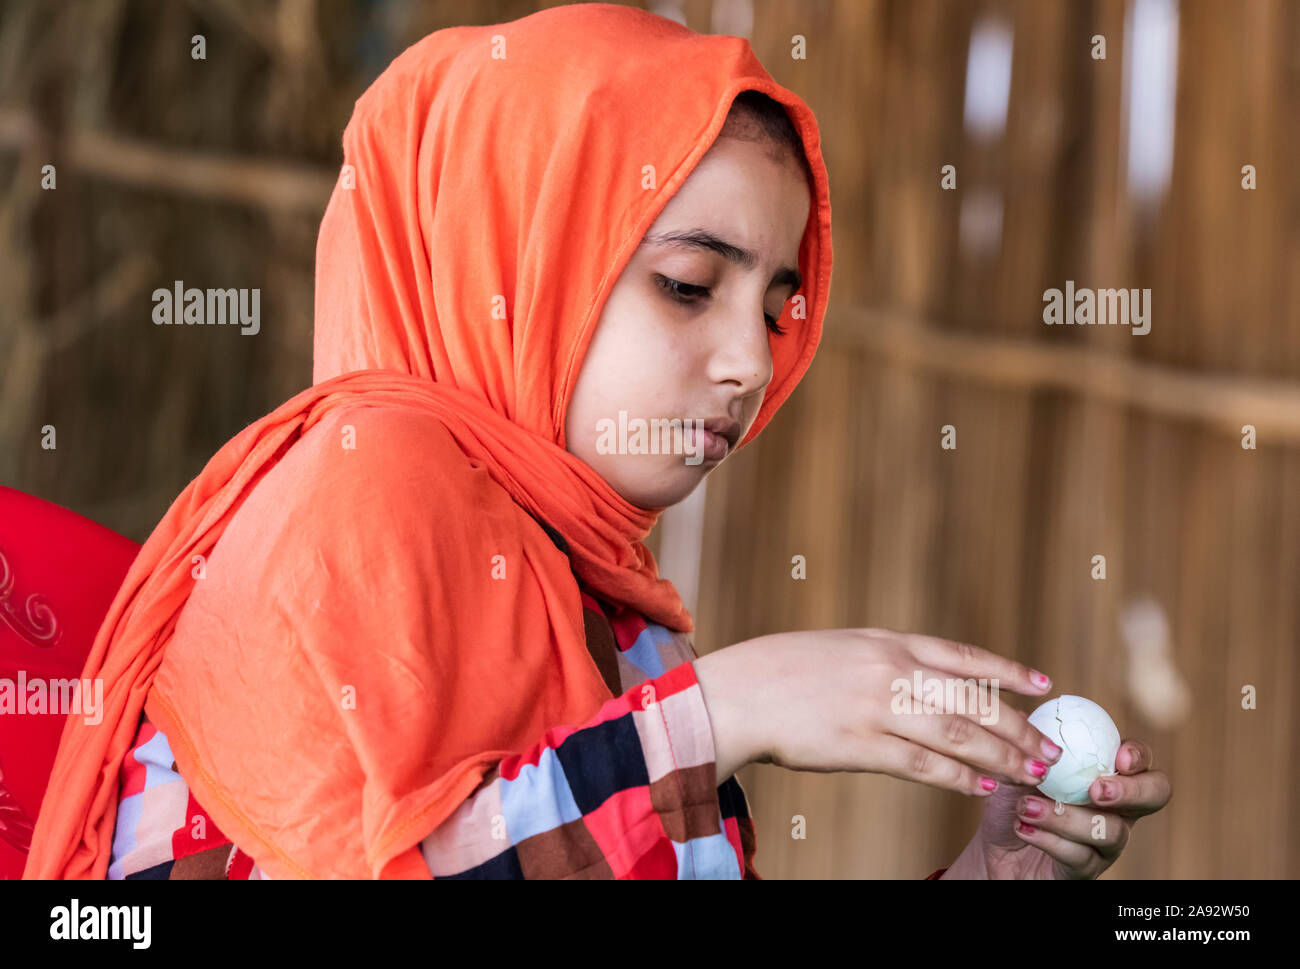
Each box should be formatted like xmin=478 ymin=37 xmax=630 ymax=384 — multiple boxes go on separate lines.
xmin=708 ymin=308 xmax=774 ymax=398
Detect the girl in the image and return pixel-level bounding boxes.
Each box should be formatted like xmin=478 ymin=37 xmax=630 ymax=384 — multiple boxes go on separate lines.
xmin=25 ymin=3 xmax=1168 ymax=880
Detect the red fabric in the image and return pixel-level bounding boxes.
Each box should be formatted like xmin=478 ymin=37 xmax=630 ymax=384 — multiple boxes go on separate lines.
xmin=226 ymin=848 xmax=256 ymax=880
xmin=0 ymin=486 xmax=139 ymax=878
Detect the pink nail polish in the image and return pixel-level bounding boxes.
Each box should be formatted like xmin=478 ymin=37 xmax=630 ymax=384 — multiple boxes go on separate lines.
xmin=980 ymin=777 xmax=997 ymax=792
xmin=1028 ymin=759 xmax=1047 ymax=778
xmin=1030 ymin=670 xmax=1050 ymax=688
xmin=1018 ymin=821 xmax=1036 ymax=835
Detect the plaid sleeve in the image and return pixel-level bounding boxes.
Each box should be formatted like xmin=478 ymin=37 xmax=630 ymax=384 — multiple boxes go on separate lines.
xmin=108 ymin=714 xmax=267 ymax=880
xmin=418 ymin=660 xmax=747 ymax=878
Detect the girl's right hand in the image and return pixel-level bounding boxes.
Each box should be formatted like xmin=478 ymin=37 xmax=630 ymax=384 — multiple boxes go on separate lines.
xmin=692 ymin=628 xmax=1064 ymax=794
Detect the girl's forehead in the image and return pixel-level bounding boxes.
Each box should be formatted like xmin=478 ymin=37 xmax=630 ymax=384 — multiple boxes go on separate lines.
xmin=672 ymin=141 xmax=811 ymax=219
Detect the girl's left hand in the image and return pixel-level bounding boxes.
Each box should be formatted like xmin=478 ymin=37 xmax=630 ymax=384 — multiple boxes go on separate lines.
xmin=973 ymin=739 xmax=1172 ymax=879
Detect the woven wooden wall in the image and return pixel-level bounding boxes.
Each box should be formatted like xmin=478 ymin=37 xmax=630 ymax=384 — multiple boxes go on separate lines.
xmin=1 ymin=0 xmax=1296 ymax=878
xmin=693 ymin=0 xmax=1300 ymax=879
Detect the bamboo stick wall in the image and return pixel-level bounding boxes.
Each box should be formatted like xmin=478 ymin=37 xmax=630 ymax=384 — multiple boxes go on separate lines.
xmin=695 ymin=0 xmax=1300 ymax=879
xmin=0 ymin=0 xmax=1295 ymax=878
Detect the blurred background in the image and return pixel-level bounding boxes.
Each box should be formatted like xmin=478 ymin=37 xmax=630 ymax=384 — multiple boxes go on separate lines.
xmin=1 ymin=0 xmax=1297 ymax=878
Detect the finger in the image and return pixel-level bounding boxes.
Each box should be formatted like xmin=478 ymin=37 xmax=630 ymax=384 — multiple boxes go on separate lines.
xmin=901 ymin=632 xmax=1052 ymax=698
xmin=1116 ymin=739 xmax=1154 ymax=774
xmin=1013 ymin=820 xmax=1103 ymax=878
xmin=886 ymin=659 xmax=1065 ymax=771
xmin=1089 ymin=770 xmax=1172 ymax=818
xmin=1016 ymin=796 xmax=1130 ymax=861
xmin=885 ymin=703 xmax=1050 ymax=788
xmin=871 ymin=732 xmax=1006 ymax=798
xmin=978 ymin=696 xmax=1067 ymax=766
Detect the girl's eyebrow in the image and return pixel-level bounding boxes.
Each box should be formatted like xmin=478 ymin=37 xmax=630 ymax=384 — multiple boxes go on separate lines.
xmin=643 ymin=228 xmax=802 ymax=292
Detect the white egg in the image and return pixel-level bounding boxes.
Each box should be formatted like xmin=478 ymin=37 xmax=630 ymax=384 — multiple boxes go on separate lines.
xmin=1026 ymin=695 xmax=1122 ymax=804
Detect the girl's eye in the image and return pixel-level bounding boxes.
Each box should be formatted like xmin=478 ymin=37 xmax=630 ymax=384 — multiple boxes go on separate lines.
xmin=655 ymin=275 xmax=710 ymax=302
xmin=655 ymin=275 xmax=788 ymax=337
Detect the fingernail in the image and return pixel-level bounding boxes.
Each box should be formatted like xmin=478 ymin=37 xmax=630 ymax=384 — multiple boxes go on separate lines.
xmin=1041 ymin=737 xmax=1062 ymax=761
xmin=1101 ymin=781 xmax=1116 ymax=801
xmin=1017 ymin=821 xmax=1037 ymax=835
xmin=1020 ymin=798 xmax=1043 ymax=818
xmin=980 ymin=776 xmax=998 ymax=792
xmin=1030 ymin=670 xmax=1051 ymax=689
xmin=1027 ymin=759 xmax=1047 ymax=778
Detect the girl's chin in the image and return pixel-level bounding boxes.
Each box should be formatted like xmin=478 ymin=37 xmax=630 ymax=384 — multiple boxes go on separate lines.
xmin=610 ymin=460 xmax=714 ymax=510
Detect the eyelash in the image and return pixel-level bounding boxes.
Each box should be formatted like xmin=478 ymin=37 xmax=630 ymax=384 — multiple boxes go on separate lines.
xmin=654 ymin=275 xmax=788 ymax=336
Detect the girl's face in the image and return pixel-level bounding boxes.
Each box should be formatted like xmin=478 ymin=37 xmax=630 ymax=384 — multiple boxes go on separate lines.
xmin=564 ymin=134 xmax=812 ymax=509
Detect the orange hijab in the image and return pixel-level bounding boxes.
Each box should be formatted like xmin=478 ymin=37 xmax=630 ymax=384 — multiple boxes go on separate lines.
xmin=25 ymin=2 xmax=832 ymax=879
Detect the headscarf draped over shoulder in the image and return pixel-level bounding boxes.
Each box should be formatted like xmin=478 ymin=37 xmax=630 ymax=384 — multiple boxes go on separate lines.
xmin=25 ymin=2 xmax=832 ymax=879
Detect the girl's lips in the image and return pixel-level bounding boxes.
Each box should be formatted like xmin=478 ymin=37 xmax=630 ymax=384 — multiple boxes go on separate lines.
xmin=683 ymin=426 xmax=729 ymax=462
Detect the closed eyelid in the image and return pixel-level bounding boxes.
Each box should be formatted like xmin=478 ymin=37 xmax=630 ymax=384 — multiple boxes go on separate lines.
xmin=656 ymin=274 xmax=773 ymax=307
xmin=643 ymin=229 xmax=801 ymax=293
xmin=654 ymin=274 xmax=786 ymax=333
xmin=768 ymin=267 xmax=802 ymax=294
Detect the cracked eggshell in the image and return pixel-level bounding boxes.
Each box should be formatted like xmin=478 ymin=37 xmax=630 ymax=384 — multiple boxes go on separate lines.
xmin=1026 ymin=695 xmax=1121 ymax=804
